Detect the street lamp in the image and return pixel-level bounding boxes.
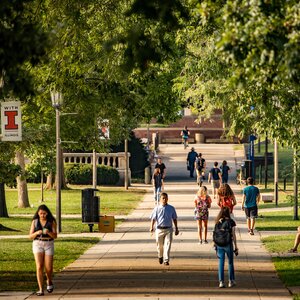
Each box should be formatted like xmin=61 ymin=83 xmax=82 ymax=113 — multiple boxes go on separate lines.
xmin=51 ymin=90 xmax=63 ymax=233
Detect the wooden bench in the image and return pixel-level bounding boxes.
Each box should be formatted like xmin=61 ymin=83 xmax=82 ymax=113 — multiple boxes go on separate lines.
xmin=261 ymin=193 xmax=274 ymax=203
xmin=162 ymin=137 xmax=195 ymax=144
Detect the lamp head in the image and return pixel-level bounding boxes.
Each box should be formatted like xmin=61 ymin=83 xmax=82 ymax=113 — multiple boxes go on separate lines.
xmin=50 ymin=90 xmax=63 ymax=109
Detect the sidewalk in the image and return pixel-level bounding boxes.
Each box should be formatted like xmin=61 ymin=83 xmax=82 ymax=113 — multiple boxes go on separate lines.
xmin=3 ymin=144 xmax=293 ymax=299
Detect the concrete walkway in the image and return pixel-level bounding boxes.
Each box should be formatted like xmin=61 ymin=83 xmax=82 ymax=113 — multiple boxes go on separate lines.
xmin=4 ymin=144 xmax=293 ymax=299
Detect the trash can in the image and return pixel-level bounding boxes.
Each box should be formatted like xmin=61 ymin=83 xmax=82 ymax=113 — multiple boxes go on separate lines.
xmin=82 ymin=188 xmax=99 ymax=232
xmin=195 ymin=133 xmax=205 ymax=143
xmin=243 ymin=160 xmax=252 ymax=178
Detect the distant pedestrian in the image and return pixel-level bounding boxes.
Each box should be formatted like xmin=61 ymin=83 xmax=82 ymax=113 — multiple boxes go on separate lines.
xmin=180 ymin=125 xmax=190 ymax=149
xmin=29 ymin=205 xmax=57 ymax=296
xmin=195 ymin=153 xmax=206 ymax=186
xmin=241 ymin=177 xmax=260 ymax=235
xmin=217 ymin=184 xmax=237 ymax=217
xmin=213 ymin=206 xmax=238 ymax=288
xmin=208 ymin=162 xmax=222 ymax=199
xmin=155 ymin=157 xmax=167 ymax=180
xmin=152 ymin=167 xmax=164 ymax=204
xmin=194 ymin=186 xmax=212 ymax=244
xmin=220 ymin=160 xmax=231 ymax=184
xmin=187 ymin=147 xmax=198 ymax=178
xmin=150 ymin=192 xmax=179 ymax=266
xmin=288 ymin=226 xmax=300 ymax=253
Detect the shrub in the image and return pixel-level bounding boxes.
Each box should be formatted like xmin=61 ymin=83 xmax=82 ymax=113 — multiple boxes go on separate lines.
xmin=111 ymin=132 xmax=149 ymax=179
xmin=64 ymin=163 xmax=119 ymax=185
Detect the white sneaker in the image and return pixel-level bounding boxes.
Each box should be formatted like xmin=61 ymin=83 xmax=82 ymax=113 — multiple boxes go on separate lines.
xmin=228 ymin=280 xmax=236 ymax=288
xmin=219 ymin=281 xmax=225 ymax=288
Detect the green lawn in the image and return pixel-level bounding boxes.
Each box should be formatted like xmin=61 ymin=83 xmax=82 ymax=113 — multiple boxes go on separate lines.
xmin=0 ymin=237 xmax=99 ymax=292
xmin=257 ymin=209 xmax=300 ymax=299
xmin=256 ymin=210 xmax=299 ymax=231
xmin=1 ymin=184 xmax=145 ymax=236
xmin=5 ymin=184 xmax=146 ymax=215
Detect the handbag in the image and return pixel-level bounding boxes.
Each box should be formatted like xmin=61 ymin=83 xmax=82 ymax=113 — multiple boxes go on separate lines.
xmin=187 ymin=165 xmax=190 ymax=171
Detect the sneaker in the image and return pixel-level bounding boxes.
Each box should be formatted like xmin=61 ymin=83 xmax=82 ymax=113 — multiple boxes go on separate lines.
xmin=198 ymin=240 xmax=203 ymax=244
xmin=228 ymin=280 xmax=236 ymax=288
xmin=204 ymin=240 xmax=208 ymax=244
xmin=219 ymin=281 xmax=225 ymax=288
xmin=164 ymin=261 xmax=169 ymax=266
xmin=288 ymin=248 xmax=297 ymax=253
xmin=158 ymin=257 xmax=163 ymax=264
xmin=250 ymin=229 xmax=254 ymax=235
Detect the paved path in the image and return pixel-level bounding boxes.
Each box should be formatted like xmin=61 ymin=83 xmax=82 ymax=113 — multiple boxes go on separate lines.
xmin=3 ymin=144 xmax=293 ymax=299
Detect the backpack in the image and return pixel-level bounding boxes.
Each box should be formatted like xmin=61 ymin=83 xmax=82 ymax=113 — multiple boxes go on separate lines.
xmin=213 ymin=219 xmax=232 ymax=247
xmin=197 ymin=158 xmax=205 ymax=169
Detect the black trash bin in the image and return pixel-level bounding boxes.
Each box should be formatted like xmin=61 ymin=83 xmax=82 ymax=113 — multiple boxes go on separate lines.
xmin=81 ymin=188 xmax=99 ymax=232
xmin=243 ymin=160 xmax=252 ymax=178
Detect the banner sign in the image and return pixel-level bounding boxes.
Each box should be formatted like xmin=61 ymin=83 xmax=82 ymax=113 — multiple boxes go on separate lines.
xmin=1 ymin=101 xmax=22 ymax=141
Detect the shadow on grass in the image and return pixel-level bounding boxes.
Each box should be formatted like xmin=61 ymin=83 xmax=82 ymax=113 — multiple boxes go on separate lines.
xmin=0 ymin=224 xmax=21 ymax=232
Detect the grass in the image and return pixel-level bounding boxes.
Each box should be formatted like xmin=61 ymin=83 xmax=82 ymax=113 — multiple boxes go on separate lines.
xmin=1 ymin=184 xmax=145 ymax=236
xmin=256 ymin=210 xmax=299 ymax=231
xmin=5 ymin=184 xmax=146 ymax=216
xmin=0 ymin=217 xmax=123 ymax=235
xmin=257 ymin=209 xmax=300 ymax=299
xmin=0 ymin=237 xmax=100 ymax=291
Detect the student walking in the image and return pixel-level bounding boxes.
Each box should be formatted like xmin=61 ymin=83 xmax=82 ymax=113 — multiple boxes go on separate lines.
xmin=29 ymin=205 xmax=57 ymax=296
xmin=194 ymin=186 xmax=212 ymax=244
xmin=150 ymin=193 xmax=179 ymax=265
xmin=213 ymin=206 xmax=238 ymax=288
xmin=187 ymin=147 xmax=198 ymax=178
xmin=195 ymin=153 xmax=206 ymax=186
xmin=155 ymin=157 xmax=167 ymax=180
xmin=180 ymin=125 xmax=190 ymax=149
xmin=208 ymin=161 xmax=222 ymax=199
xmin=217 ymin=183 xmax=237 ymax=217
xmin=241 ymin=177 xmax=260 ymax=235
xmin=220 ymin=160 xmax=231 ymax=184
xmin=152 ymin=167 xmax=164 ymax=204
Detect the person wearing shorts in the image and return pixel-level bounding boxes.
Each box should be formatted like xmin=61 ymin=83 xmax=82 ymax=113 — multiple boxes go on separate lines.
xmin=29 ymin=204 xmax=57 ymax=296
xmin=242 ymin=177 xmax=260 ymax=235
xmin=208 ymin=162 xmax=222 ymax=199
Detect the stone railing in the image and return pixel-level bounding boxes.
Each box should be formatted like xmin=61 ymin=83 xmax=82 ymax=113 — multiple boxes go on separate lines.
xmin=63 ymin=152 xmax=131 ymax=185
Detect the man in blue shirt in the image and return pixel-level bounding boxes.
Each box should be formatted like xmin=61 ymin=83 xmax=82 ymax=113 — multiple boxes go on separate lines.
xmin=187 ymin=147 xmax=198 ymax=178
xmin=242 ymin=177 xmax=260 ymax=235
xmin=150 ymin=193 xmax=179 ymax=265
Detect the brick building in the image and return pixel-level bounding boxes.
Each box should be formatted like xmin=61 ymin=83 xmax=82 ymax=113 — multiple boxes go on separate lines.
xmin=134 ymin=109 xmax=234 ymax=144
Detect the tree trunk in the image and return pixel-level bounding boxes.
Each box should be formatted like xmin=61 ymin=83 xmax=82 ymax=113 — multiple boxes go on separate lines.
xmin=45 ymin=172 xmax=53 ymax=190
xmin=0 ymin=183 xmax=9 ymax=217
xmin=15 ymin=151 xmax=30 ymax=208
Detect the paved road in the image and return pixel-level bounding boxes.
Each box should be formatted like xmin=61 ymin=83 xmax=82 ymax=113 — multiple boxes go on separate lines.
xmin=3 ymin=144 xmax=293 ymax=299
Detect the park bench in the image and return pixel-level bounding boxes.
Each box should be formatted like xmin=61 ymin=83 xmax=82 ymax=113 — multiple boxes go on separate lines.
xmin=260 ymin=193 xmax=273 ymax=203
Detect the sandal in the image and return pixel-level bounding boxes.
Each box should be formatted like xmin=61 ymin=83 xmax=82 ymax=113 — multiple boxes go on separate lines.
xmin=47 ymin=284 xmax=54 ymax=293
xmin=36 ymin=291 xmax=44 ymax=296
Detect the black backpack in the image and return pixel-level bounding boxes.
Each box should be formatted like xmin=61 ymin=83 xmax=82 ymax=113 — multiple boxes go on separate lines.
xmin=213 ymin=219 xmax=232 ymax=247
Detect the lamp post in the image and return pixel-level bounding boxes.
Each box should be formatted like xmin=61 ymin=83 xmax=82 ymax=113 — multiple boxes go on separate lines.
xmin=51 ymin=91 xmax=63 ymax=233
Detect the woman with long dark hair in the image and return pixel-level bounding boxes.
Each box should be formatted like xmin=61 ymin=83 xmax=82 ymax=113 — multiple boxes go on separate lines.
xmin=214 ymin=206 xmax=238 ymax=288
xmin=29 ymin=204 xmax=57 ymax=296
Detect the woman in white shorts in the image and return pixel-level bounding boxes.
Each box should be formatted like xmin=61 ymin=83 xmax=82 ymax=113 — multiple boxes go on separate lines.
xmin=29 ymin=205 xmax=57 ymax=296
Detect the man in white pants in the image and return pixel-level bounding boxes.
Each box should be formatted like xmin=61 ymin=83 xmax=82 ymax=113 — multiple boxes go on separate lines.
xmin=149 ymin=193 xmax=179 ymax=265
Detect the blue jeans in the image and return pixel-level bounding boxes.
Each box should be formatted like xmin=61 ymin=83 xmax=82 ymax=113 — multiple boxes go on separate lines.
xmin=217 ymin=244 xmax=235 ymax=282
xmin=154 ymin=186 xmax=162 ymax=203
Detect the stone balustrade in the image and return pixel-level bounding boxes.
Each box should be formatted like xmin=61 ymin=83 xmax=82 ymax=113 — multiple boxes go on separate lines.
xmin=63 ymin=152 xmax=131 ymax=185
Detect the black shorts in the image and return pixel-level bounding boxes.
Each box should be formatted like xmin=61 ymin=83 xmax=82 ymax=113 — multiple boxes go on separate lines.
xmin=244 ymin=206 xmax=258 ymax=219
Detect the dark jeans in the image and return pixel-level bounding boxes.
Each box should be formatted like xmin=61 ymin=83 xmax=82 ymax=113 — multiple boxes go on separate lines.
xmin=189 ymin=163 xmax=195 ymax=177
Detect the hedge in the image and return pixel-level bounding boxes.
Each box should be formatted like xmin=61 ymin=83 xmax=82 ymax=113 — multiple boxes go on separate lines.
xmin=64 ymin=164 xmax=119 ymax=185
